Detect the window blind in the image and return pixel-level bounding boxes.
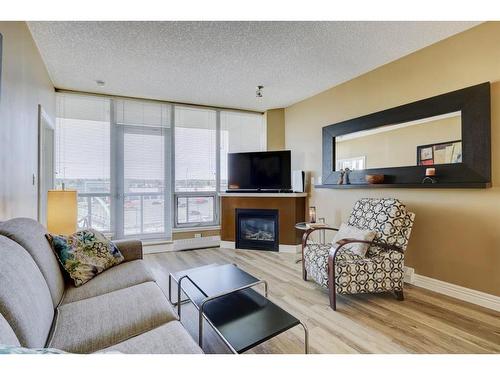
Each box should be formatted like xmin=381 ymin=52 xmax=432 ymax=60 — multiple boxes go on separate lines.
xmin=56 ymin=94 xmax=111 ymax=193
xmin=55 ymin=94 xmax=112 ymax=232
xmin=220 ymin=111 xmax=266 ymax=190
xmin=174 ymin=106 xmax=217 ymax=192
xmin=114 ymin=99 xmax=172 ymax=238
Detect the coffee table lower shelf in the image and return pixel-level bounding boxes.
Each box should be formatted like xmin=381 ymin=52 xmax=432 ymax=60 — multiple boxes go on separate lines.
xmin=169 ymin=265 xmax=308 ymax=354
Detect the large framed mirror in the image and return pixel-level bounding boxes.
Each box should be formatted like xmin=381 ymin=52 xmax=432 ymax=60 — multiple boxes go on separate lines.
xmin=321 ymin=82 xmax=491 ymax=188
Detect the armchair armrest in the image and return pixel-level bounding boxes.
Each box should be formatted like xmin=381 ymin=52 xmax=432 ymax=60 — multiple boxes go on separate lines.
xmin=334 ymin=238 xmax=403 ymax=254
xmin=302 ymin=226 xmax=339 ymax=248
xmin=113 ymin=239 xmax=143 ymax=261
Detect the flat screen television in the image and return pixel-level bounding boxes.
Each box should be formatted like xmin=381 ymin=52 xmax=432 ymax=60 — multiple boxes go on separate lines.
xmin=227 ymin=150 xmax=291 ymax=191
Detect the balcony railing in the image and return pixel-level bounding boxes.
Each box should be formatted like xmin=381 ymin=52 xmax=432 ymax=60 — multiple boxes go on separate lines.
xmin=78 ymin=192 xmax=166 ymax=236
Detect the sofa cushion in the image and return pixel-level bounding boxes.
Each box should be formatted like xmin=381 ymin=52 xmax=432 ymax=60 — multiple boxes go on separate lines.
xmin=48 ymin=282 xmax=176 ymax=353
xmin=61 ymin=259 xmax=155 ymax=304
xmin=97 ymin=321 xmax=202 ymax=354
xmin=0 ymin=313 xmax=20 ymax=346
xmin=46 ymin=229 xmax=124 ymax=287
xmin=0 ymin=218 xmax=65 ymax=306
xmin=0 ymin=236 xmax=54 ymax=348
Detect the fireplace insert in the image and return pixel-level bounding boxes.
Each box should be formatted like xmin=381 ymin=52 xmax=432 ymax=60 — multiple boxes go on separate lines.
xmin=235 ymin=208 xmax=279 ymax=251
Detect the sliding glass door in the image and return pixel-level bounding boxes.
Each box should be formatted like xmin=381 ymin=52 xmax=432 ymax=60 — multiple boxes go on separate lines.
xmin=113 ymin=99 xmax=172 ymax=239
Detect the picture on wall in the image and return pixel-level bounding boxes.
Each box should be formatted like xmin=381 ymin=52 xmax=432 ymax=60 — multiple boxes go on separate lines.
xmin=417 ymin=140 xmax=462 ymax=166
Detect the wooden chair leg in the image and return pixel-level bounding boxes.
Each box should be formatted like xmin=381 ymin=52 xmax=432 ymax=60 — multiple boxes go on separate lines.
xmin=394 ymin=290 xmax=404 ymax=301
xmin=328 ymin=283 xmax=336 ymax=310
xmin=327 ymin=255 xmax=336 ymax=311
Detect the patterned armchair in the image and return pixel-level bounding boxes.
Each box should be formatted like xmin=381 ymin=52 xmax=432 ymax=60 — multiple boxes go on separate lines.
xmin=302 ymin=198 xmax=415 ymax=310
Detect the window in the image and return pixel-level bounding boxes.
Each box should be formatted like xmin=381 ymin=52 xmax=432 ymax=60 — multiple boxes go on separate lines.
xmin=174 ymin=106 xmax=217 ymax=192
xmin=56 ymin=94 xmax=111 ymax=232
xmin=220 ymin=111 xmax=266 ymax=191
xmin=56 ymin=94 xmax=172 ymax=240
xmin=336 ymin=156 xmax=366 ymax=171
xmin=174 ymin=106 xmax=217 ymax=226
xmin=173 ymin=108 xmax=266 ymax=227
xmin=56 ymin=93 xmax=266 ymax=235
xmin=114 ymin=99 xmax=172 ymax=239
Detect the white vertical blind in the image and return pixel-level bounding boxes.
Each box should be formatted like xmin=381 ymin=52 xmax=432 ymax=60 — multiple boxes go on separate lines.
xmin=219 ymin=111 xmax=266 ymax=190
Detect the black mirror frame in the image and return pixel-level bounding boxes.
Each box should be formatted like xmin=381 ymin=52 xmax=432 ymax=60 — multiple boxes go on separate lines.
xmin=321 ymin=82 xmax=491 ymax=188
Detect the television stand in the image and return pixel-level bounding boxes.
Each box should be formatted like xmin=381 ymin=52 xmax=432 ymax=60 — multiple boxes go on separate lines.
xmin=225 ymin=189 xmax=294 ymax=193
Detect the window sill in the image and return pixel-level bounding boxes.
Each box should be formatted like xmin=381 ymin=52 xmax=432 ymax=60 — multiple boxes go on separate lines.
xmin=172 ymin=225 xmax=221 ymax=233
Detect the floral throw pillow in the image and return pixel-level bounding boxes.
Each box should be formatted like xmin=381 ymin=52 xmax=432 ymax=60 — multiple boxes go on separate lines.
xmin=46 ymin=229 xmax=124 ymax=287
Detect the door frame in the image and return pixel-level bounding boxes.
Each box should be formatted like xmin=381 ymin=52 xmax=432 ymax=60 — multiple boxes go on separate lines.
xmin=37 ymin=104 xmax=55 ymax=224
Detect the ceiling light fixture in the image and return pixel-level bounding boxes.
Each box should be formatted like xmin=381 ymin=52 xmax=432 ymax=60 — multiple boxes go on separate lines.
xmin=256 ymin=85 xmax=264 ymax=98
xmin=96 ymin=80 xmax=105 ymax=87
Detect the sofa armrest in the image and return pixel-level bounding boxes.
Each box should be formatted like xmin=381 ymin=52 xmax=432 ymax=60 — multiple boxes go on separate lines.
xmin=113 ymin=239 xmax=143 ymax=261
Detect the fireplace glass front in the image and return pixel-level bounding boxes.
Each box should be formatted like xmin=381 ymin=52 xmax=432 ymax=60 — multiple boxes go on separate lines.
xmin=235 ymin=208 xmax=279 ymax=251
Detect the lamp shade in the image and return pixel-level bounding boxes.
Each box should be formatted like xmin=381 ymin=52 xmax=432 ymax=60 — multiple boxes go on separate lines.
xmin=47 ymin=190 xmax=78 ymax=235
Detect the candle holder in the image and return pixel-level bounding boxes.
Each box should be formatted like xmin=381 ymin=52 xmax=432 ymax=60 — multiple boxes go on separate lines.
xmin=309 ymin=206 xmax=317 ymax=223
xmin=422 ymin=167 xmax=438 ymax=184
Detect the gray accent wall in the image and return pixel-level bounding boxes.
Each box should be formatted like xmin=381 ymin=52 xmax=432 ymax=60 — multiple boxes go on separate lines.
xmin=0 ymin=22 xmax=55 ymax=220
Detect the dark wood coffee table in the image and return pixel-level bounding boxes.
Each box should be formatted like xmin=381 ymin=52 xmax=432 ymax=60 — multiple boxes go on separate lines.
xmin=169 ymin=263 xmax=308 ymax=354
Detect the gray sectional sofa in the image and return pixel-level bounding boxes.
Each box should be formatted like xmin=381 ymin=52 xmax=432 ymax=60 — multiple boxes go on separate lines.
xmin=0 ymin=218 xmax=202 ymax=354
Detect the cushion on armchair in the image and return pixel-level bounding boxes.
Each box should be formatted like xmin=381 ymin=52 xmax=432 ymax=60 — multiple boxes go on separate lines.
xmin=331 ymin=223 xmax=376 ymax=257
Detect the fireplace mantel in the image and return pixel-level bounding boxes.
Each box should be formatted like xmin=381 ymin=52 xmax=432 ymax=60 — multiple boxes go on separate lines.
xmin=220 ymin=193 xmax=307 ymax=253
xmin=219 ymin=192 xmax=307 ymax=198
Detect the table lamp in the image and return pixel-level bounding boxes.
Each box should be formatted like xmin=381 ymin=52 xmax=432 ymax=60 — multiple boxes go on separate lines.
xmin=47 ymin=189 xmax=78 ymax=235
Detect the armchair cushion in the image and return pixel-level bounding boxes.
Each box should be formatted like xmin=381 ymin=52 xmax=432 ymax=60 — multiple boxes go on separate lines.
xmin=332 ymin=223 xmax=376 ymax=257
xmin=303 ymin=244 xmax=404 ymax=292
xmin=347 ymin=198 xmax=415 ymax=252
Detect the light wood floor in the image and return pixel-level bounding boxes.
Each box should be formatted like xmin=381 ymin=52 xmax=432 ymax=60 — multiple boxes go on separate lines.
xmin=145 ymin=248 xmax=500 ymax=354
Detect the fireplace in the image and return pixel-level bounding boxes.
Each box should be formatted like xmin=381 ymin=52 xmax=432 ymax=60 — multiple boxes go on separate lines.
xmin=235 ymin=208 xmax=279 ymax=251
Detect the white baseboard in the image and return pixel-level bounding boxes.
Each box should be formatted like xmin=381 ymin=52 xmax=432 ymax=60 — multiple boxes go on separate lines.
xmin=144 ymin=242 xmax=173 ymax=254
xmin=220 ymin=241 xmax=300 ymax=254
xmin=220 ymin=240 xmax=235 ymax=249
xmin=404 ymin=267 xmax=500 ymax=312
xmin=278 ymin=244 xmax=301 ymax=253
xmin=174 ymin=235 xmax=220 ymax=251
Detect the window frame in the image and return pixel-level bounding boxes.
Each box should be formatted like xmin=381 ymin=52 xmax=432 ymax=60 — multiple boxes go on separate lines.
xmin=116 ymin=123 xmax=172 ymax=240
xmin=172 ymin=106 xmax=220 ymax=229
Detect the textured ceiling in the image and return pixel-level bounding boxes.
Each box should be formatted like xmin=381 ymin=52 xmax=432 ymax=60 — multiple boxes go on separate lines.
xmin=28 ymin=21 xmax=480 ymax=112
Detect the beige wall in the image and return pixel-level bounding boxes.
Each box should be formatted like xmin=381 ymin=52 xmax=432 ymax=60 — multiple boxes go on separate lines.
xmin=266 ymin=108 xmax=285 ymax=150
xmin=0 ymin=22 xmax=55 ymax=220
xmin=337 ymin=115 xmax=461 ymax=169
xmin=285 ymin=22 xmax=500 ymax=296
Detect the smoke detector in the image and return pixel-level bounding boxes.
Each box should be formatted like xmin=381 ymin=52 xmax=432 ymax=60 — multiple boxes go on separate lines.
xmin=256 ymin=85 xmax=264 ymax=98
